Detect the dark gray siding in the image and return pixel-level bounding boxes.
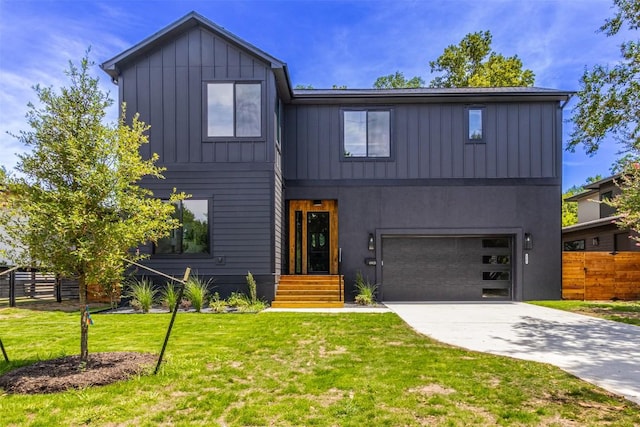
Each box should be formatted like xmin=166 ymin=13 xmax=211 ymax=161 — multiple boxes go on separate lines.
xmin=114 ymin=24 xmax=282 ymax=299
xmin=286 ymin=184 xmax=562 ymax=301
xmin=135 ymin=166 xmax=276 ymax=299
xmin=118 ymin=26 xmax=278 ymax=165
xmin=274 ymin=147 xmax=284 ymax=282
xmin=283 ymin=103 xmax=558 ymax=180
xmin=138 ymin=167 xmax=273 ymax=274
xmin=563 ymin=226 xmax=639 ymax=252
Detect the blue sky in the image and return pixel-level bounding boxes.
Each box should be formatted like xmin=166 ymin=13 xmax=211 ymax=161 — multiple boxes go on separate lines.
xmin=0 ymin=0 xmax=633 ymax=190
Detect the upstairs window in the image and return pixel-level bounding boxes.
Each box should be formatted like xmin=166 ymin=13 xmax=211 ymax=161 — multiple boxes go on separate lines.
xmin=343 ymin=109 xmax=391 ymax=158
xmin=206 ymin=82 xmax=261 ymax=138
xmin=600 ymin=191 xmax=613 ymax=202
xmin=467 ymin=107 xmax=484 ymax=142
xmin=155 ymin=200 xmax=209 ymax=255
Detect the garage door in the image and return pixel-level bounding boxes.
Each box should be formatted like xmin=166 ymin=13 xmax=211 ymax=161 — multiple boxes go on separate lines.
xmin=382 ymin=236 xmax=512 ymax=301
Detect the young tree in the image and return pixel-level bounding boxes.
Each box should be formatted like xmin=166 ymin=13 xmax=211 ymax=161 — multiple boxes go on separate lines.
xmin=0 ymin=54 xmax=184 ymax=364
xmin=428 ymin=30 xmax=535 ymax=88
xmin=373 ymin=71 xmax=424 ymax=89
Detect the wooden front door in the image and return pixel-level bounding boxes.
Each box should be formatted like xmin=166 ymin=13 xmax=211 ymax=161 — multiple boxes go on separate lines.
xmin=288 ymin=200 xmax=338 ymax=275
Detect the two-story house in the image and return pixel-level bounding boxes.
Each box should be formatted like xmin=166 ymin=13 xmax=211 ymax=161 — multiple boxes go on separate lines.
xmin=101 ymin=12 xmax=572 ymax=306
xmin=562 ymin=175 xmax=638 ymax=252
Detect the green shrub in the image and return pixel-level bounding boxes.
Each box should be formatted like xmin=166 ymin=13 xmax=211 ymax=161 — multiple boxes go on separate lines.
xmin=126 ymin=277 xmax=157 ymax=313
xmin=354 ymin=271 xmax=377 ymax=306
xmin=239 ymin=300 xmax=268 ymax=313
xmin=246 ymin=271 xmax=257 ymax=303
xmin=209 ymin=292 xmax=227 ymax=313
xmin=184 ymin=277 xmax=211 ymax=312
xmin=226 ymin=291 xmax=251 ymax=309
xmin=160 ymin=282 xmax=179 ymax=312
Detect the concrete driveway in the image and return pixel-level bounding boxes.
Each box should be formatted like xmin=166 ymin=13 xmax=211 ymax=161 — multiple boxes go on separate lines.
xmin=384 ymin=302 xmax=640 ymax=405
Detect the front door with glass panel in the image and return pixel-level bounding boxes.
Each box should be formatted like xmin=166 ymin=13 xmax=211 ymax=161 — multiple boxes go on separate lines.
xmin=288 ymin=200 xmax=338 ymax=275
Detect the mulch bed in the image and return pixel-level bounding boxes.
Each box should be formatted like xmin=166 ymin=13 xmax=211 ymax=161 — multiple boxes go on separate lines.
xmin=0 ymin=352 xmax=156 ymax=394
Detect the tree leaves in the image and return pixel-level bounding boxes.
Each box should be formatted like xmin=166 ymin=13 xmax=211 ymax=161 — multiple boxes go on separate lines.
xmin=428 ymin=31 xmax=535 ymax=88
xmin=0 ymin=53 xmax=185 ymax=288
xmin=568 ymin=0 xmax=640 ymax=155
xmin=373 ymin=71 xmax=424 ymax=89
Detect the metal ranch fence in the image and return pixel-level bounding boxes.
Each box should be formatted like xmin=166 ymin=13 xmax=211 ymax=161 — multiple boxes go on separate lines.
xmin=0 ymin=267 xmax=78 ymax=307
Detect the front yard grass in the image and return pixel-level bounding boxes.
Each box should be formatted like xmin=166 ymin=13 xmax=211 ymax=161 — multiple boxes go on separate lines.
xmin=530 ymin=300 xmax=640 ymax=326
xmin=1 ymin=308 xmax=639 ymax=426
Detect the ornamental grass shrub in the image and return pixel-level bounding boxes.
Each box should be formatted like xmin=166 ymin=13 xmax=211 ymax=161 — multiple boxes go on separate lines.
xmin=126 ymin=277 xmax=157 ymax=313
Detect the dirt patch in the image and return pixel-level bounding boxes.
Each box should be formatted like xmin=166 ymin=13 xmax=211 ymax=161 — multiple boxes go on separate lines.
xmin=408 ymin=383 xmax=456 ymax=396
xmin=0 ymin=352 xmax=156 ymax=394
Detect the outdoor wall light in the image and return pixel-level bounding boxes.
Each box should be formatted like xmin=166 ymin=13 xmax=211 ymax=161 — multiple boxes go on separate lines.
xmin=524 ymin=233 xmax=533 ymax=250
xmin=368 ymin=233 xmax=375 ymax=251
xmin=592 ymin=237 xmax=600 ymax=246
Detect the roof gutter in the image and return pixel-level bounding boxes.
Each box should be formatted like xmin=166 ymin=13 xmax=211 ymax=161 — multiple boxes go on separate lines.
xmin=559 ymin=93 xmax=574 ymax=110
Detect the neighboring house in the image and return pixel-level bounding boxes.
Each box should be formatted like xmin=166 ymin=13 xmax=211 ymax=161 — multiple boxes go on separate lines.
xmin=101 ymin=12 xmax=572 ymax=305
xmin=562 ymin=175 xmax=638 ymax=252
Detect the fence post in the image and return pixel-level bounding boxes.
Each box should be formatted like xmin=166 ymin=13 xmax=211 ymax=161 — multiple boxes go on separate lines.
xmin=9 ymin=270 xmax=15 ymax=307
xmin=55 ymin=275 xmax=62 ymax=303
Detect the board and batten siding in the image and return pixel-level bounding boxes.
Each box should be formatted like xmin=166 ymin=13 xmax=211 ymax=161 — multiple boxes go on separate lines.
xmin=283 ymin=102 xmax=559 ymax=181
xmin=117 ymin=26 xmax=278 ymax=166
xmin=274 ymin=155 xmax=284 ymax=279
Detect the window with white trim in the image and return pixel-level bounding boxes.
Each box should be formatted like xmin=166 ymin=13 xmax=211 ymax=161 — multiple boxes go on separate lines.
xmin=468 ymin=107 xmax=484 ymax=142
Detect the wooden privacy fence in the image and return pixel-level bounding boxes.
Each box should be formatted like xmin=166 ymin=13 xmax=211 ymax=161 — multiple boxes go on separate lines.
xmin=562 ymin=252 xmax=640 ymax=300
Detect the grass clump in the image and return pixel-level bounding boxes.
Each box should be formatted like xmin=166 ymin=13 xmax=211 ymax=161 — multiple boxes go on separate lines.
xmin=160 ymin=282 xmax=179 ymax=312
xmin=246 ymin=271 xmax=257 ymax=303
xmin=227 ymin=291 xmax=250 ymax=310
xmin=184 ymin=277 xmax=211 ymax=312
xmin=125 ymin=277 xmax=157 ymax=313
xmin=354 ymin=271 xmax=377 ymax=306
xmin=209 ymin=292 xmax=227 ymax=313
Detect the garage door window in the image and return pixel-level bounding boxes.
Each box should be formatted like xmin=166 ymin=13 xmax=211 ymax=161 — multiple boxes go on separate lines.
xmin=483 ymin=272 xmax=510 ymax=280
xmin=482 ymin=255 xmax=510 ymax=265
xmin=482 ymin=238 xmax=510 ymax=248
xmin=483 ymin=288 xmax=509 ymax=298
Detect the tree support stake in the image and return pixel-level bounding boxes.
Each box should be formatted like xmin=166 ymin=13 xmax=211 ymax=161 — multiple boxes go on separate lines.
xmin=121 ymin=258 xmax=191 ymax=375
xmin=0 ymin=338 xmax=8 ymax=362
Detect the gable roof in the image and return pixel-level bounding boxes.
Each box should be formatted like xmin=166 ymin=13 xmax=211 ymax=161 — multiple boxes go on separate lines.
xmin=564 ymin=174 xmax=621 ymax=202
xmin=101 ymin=11 xmax=294 ymax=101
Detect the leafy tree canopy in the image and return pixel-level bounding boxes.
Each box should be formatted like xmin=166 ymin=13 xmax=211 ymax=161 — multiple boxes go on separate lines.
xmin=428 ymin=30 xmax=535 ymax=88
xmin=567 ymin=0 xmax=640 ymax=245
xmin=373 ymin=71 xmax=424 ymax=89
xmin=568 ymin=0 xmax=640 ymax=155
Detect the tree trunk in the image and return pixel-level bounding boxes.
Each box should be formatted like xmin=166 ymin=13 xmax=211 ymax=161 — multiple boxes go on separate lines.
xmin=79 ymin=273 xmax=89 ymax=364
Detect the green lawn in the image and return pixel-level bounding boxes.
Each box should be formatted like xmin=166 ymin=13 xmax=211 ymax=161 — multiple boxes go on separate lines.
xmin=1 ymin=308 xmax=639 ymax=426
xmin=530 ymin=300 xmax=640 ymax=326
